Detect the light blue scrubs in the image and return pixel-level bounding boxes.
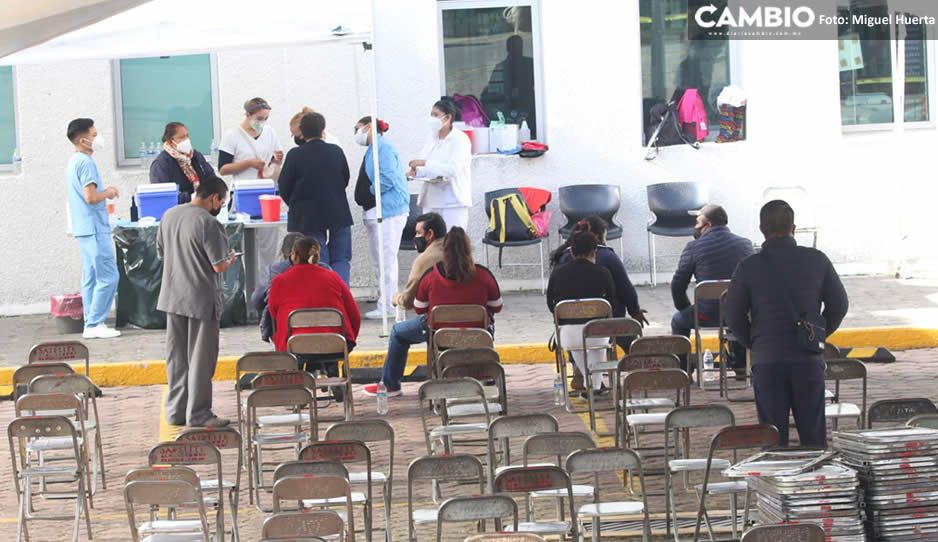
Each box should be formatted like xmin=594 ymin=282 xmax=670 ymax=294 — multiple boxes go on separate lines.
xmin=66 ymin=152 xmax=118 ymax=328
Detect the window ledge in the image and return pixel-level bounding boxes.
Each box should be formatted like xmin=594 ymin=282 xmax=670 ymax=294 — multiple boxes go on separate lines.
xmin=472 ymin=152 xmax=522 ymax=161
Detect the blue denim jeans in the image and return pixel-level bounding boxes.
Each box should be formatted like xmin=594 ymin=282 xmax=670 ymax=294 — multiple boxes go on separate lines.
xmin=380 ymin=316 xmax=429 ymax=391
xmin=309 ymin=226 xmax=352 ymax=286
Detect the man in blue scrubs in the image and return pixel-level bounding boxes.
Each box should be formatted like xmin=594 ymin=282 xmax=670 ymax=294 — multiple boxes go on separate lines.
xmin=66 ymin=118 xmax=122 ymax=339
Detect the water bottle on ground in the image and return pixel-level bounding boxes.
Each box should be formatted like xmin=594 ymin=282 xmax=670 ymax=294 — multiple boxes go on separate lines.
xmin=376 ymin=382 xmax=389 ymax=415
xmin=12 ymin=148 xmax=21 ymax=175
xmin=703 ymin=349 xmax=717 ymax=382
xmin=553 ymin=374 xmax=564 ymax=406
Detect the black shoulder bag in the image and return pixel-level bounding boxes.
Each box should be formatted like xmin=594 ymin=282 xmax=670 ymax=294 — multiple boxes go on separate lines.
xmin=760 ymin=252 xmax=827 ymax=354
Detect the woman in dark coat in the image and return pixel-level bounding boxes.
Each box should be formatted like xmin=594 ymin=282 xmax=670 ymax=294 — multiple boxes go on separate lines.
xmin=149 ymin=122 xmax=215 ymax=204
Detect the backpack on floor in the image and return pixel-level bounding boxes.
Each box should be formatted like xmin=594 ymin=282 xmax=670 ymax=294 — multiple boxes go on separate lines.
xmin=487 ymin=193 xmax=538 ymax=267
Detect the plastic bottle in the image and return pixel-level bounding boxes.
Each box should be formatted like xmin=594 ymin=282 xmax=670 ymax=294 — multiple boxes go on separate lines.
xmin=703 ymin=349 xmax=717 ymax=382
xmin=138 ymin=141 xmax=147 ymax=168
xmin=130 ymin=196 xmax=139 ymax=222
xmin=376 ymin=382 xmax=389 ymax=415
xmin=210 ymin=138 xmax=219 ymax=164
xmin=11 ymin=148 xmax=21 ymax=175
xmin=553 ymin=374 xmax=564 ymax=406
xmin=519 ymin=119 xmax=531 ymax=143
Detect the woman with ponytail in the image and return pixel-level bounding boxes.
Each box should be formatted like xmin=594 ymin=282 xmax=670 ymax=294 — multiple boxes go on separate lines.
xmin=268 ymin=236 xmax=361 ymax=383
xmin=353 ymin=116 xmax=410 ymax=319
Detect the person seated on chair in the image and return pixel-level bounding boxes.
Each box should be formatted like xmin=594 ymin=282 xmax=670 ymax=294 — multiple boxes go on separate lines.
xmin=670 ymin=204 xmax=753 ymax=378
xmin=547 ymin=230 xmax=617 ymax=397
xmin=363 ymin=227 xmax=502 ymax=398
xmin=252 ymin=232 xmax=332 ymax=344
xmin=392 ymin=212 xmax=447 ymax=314
xmin=551 ymin=215 xmax=649 ymax=336
xmin=268 ymin=236 xmax=361 ymax=400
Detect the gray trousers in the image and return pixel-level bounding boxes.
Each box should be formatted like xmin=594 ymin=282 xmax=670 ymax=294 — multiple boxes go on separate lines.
xmin=165 ymin=313 xmax=220 ymax=425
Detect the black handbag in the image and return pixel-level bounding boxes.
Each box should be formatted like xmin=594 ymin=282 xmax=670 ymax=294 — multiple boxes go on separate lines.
xmin=761 ymin=252 xmax=827 ymax=354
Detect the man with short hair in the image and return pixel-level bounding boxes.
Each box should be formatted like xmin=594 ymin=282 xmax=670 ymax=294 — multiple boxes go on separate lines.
xmin=362 ymin=212 xmax=446 ymax=397
xmin=65 ymin=118 xmax=122 ymax=339
xmin=725 ymin=200 xmax=848 ymax=447
xmin=157 ymin=176 xmax=239 ymax=427
xmin=671 ymin=204 xmax=753 ymax=376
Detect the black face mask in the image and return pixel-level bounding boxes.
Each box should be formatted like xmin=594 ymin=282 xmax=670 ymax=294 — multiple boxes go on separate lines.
xmin=294 ymin=136 xmax=305 ymax=146
xmin=210 ymin=206 xmax=222 ymax=217
xmin=693 ymin=227 xmax=703 ymax=240
xmin=414 ymin=236 xmax=428 ymax=253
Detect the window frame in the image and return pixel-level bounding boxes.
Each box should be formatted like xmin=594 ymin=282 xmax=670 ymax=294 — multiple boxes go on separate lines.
xmin=436 ymin=0 xmax=547 ymax=143
xmin=0 ymin=66 xmax=19 ymax=173
xmin=111 ymin=53 xmax=222 ymax=167
xmin=841 ymin=10 xmax=936 ymax=133
xmin=636 ymin=4 xmax=742 ymax=144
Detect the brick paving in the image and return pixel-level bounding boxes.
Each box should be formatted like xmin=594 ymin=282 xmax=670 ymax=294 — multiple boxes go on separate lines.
xmin=2 ymin=350 xmax=937 ymax=541
xmin=1 ymin=275 xmax=936 ymax=366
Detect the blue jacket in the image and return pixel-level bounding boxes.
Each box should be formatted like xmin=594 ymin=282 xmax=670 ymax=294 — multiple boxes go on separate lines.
xmin=671 ymin=225 xmax=753 ymax=320
xmin=363 ymin=136 xmax=409 ymax=218
xmin=279 ymin=139 xmax=352 ymax=234
xmin=557 ymin=245 xmax=640 ymax=318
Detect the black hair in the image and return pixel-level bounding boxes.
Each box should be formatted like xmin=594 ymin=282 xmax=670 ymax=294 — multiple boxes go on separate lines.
xmin=195 ymin=175 xmax=229 ymax=200
xmin=244 ymin=97 xmax=271 ymax=115
xmin=433 ymin=96 xmax=461 ymax=122
xmin=66 ymin=118 xmax=95 ymax=144
xmin=357 ymin=116 xmax=389 ymax=135
xmin=281 ymin=232 xmax=305 ymax=261
xmin=416 ymin=212 xmax=447 ymax=240
xmin=702 ymin=205 xmax=729 ymax=226
xmin=760 ymin=200 xmax=795 ymax=237
xmin=291 ymin=236 xmax=321 ymax=265
xmin=162 ymin=122 xmax=186 ymax=143
xmin=550 ymin=216 xmax=608 ymax=266
xmin=300 ymin=112 xmax=326 ymax=139
xmin=570 ymin=230 xmax=598 ymax=258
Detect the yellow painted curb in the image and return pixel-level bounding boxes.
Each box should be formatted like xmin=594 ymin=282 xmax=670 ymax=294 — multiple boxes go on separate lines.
xmin=1 ymin=326 xmax=936 ymax=389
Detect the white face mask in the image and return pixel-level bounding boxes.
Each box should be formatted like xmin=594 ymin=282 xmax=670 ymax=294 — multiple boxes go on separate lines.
xmin=90 ymin=134 xmax=105 ymax=151
xmin=354 ymin=128 xmax=369 ymax=147
xmin=427 ymin=115 xmax=444 ymax=133
xmin=251 ymin=119 xmax=267 ymax=133
xmin=175 ymin=138 xmax=193 ymax=154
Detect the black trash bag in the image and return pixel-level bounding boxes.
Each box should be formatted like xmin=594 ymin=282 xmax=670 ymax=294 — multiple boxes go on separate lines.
xmin=114 ymin=222 xmax=247 ymax=329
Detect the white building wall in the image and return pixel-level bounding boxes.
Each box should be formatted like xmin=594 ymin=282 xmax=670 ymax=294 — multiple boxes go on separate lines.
xmin=0 ymin=0 xmax=935 ymax=313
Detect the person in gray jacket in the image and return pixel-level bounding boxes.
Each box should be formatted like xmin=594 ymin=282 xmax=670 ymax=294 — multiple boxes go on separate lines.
xmin=157 ymin=176 xmax=238 ymax=428
xmin=725 ymin=200 xmax=848 ymax=447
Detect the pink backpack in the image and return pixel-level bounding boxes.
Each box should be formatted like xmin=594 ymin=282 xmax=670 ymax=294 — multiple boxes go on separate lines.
xmin=677 ymin=88 xmax=709 ymax=142
xmin=453 ymin=94 xmax=490 ymax=127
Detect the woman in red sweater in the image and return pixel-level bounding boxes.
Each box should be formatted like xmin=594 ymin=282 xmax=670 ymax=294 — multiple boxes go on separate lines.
xmin=268 ymin=237 xmax=362 ymax=376
xmin=363 ymin=227 xmax=502 ymax=397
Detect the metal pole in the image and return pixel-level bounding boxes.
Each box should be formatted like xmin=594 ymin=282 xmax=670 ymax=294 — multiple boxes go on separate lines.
xmin=368 ymin=0 xmax=389 ymax=337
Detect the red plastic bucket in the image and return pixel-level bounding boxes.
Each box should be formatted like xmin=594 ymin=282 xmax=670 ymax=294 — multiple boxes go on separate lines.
xmin=259 ymin=195 xmax=281 ymax=222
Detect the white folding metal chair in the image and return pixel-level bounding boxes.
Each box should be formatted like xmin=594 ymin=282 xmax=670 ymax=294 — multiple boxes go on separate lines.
xmin=272 ymin=474 xmax=356 ymax=542
xmin=493 ymin=465 xmax=577 ymax=539
xmin=261 ymin=510 xmax=345 ymax=541
xmin=124 ymin=465 xmax=210 ymax=542
xmin=148 ymin=441 xmax=226 ymax=542
xmin=436 ymin=495 xmax=519 ymax=542
xmin=300 ymin=441 xmax=375 ymax=542
xmin=566 ymin=447 xmax=651 ymax=542
xmin=407 ymin=454 xmax=485 ymax=542
xmin=175 ymin=427 xmax=244 ymax=542
xmin=487 ymin=414 xmax=559 ymax=490
xmin=824 ymin=359 xmax=867 ymax=431
xmin=418 ymin=378 xmax=492 ymax=455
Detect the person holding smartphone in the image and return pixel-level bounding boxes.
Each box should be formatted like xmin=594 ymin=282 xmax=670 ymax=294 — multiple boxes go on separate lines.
xmin=157 ymin=176 xmax=240 ymax=428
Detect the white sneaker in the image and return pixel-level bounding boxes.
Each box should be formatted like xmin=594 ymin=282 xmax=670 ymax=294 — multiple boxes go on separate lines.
xmin=364 ymin=309 xmax=392 ymax=320
xmin=82 ymin=324 xmax=121 ymax=339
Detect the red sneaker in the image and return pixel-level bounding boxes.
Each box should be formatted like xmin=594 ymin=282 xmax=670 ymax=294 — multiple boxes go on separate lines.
xmin=362 ymin=383 xmax=402 ymax=397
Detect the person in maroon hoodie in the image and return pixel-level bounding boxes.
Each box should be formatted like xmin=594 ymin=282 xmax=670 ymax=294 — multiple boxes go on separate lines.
xmin=268 ymin=236 xmax=362 ymax=395
xmin=363 ymin=227 xmax=502 ymax=397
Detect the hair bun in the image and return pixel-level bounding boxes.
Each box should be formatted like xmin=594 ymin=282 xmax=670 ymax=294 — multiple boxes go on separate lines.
xmin=378 ymin=119 xmax=390 ymax=133
xmin=301 ymin=106 xmax=315 ymax=114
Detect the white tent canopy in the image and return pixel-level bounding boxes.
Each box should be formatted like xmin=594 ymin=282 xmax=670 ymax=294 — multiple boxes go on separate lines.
xmin=0 ymin=0 xmax=372 ymax=65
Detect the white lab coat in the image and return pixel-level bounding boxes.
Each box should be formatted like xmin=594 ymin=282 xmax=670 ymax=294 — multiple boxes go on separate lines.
xmin=415 ymin=128 xmax=473 ymax=209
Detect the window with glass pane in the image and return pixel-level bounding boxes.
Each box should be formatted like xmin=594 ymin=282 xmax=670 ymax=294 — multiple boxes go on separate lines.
xmin=441 ymin=4 xmax=539 ymax=138
xmin=640 ymin=0 xmax=730 ymax=141
xmin=118 ymin=54 xmax=214 ymax=160
xmin=903 ymin=19 xmax=928 ymax=122
xmin=838 ymin=2 xmax=894 ymax=125
xmin=0 ymin=67 xmax=15 ymax=165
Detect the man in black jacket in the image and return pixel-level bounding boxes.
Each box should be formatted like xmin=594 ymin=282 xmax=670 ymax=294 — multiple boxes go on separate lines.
xmin=725 ymin=200 xmax=848 ymax=447
xmin=671 ymin=204 xmax=752 ymax=376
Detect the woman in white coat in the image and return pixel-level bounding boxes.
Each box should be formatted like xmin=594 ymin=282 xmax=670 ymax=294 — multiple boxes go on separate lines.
xmin=407 ymin=97 xmax=472 ymax=232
